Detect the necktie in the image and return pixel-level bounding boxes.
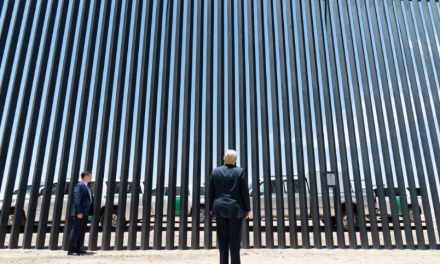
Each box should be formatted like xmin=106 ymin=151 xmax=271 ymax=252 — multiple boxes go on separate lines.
xmin=88 ymin=186 xmax=92 ymax=201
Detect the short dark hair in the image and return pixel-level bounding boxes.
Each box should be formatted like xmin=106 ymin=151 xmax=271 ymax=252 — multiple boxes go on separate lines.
xmin=80 ymin=171 xmax=91 ymax=178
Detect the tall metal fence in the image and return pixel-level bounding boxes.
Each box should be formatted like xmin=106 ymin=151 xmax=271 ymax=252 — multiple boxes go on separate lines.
xmin=0 ymin=0 xmax=440 ymax=250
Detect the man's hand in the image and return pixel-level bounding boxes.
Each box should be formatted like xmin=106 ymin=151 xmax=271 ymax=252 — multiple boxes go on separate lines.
xmin=210 ymin=211 xmax=212 ymax=215
xmin=77 ymin=213 xmax=83 ymax=219
xmin=245 ymin=211 xmax=250 ymax=219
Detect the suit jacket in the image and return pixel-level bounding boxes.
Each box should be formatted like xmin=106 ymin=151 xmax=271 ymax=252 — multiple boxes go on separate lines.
xmin=70 ymin=181 xmax=94 ymax=217
xmin=209 ymin=164 xmax=251 ymax=218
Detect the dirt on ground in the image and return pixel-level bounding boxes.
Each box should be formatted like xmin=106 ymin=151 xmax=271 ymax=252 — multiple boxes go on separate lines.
xmin=1 ymin=248 xmax=440 ymax=264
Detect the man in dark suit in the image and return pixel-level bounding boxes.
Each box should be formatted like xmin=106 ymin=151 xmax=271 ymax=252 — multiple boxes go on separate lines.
xmin=209 ymin=150 xmax=250 ymax=264
xmin=68 ymin=171 xmax=94 ymax=256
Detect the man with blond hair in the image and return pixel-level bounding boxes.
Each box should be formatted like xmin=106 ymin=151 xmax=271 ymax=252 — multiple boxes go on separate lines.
xmin=209 ymin=150 xmax=250 ymax=264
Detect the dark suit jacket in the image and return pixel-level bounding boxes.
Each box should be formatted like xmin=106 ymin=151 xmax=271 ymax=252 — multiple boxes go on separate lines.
xmin=209 ymin=164 xmax=251 ymax=218
xmin=70 ymin=181 xmax=94 ymax=217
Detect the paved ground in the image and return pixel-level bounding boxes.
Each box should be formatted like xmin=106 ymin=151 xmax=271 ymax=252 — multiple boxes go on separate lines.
xmin=1 ymin=248 xmax=440 ymax=264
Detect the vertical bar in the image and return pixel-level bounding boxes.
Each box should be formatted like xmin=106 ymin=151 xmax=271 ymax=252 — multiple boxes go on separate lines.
xmin=87 ymin=0 xmax=114 ymax=251
xmin=162 ymin=0 xmax=181 ymax=251
xmin=22 ymin=0 xmax=59 ymax=249
xmin=191 ymin=0 xmax=202 ymax=250
xmin=114 ymin=0 xmax=135 ymax=251
xmin=279 ymin=0 xmax=298 ymax=249
xmin=228 ymin=0 xmax=235 ymax=148
xmin=258 ymin=0 xmax=274 ymax=249
xmin=238 ymin=0 xmax=250 ymax=249
xmin=248 ymin=0 xmax=262 ymax=249
xmin=177 ymin=0 xmax=191 ymax=251
xmin=267 ymin=0 xmax=286 ymax=249
xmin=203 ymin=0 xmax=214 ymax=251
xmin=140 ymin=0 xmax=160 ymax=251
xmin=128 ymin=0 xmax=148 ymax=250
xmin=101 ymin=0 xmax=124 ymax=250
xmin=48 ymin=0 xmax=82 ymax=250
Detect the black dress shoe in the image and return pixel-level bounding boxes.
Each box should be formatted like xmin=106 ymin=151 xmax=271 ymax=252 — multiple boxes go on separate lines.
xmin=67 ymin=252 xmax=79 ymax=256
xmin=76 ymin=250 xmax=87 ymax=254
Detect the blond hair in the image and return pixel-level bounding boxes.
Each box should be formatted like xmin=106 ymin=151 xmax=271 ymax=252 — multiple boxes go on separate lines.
xmin=224 ymin=149 xmax=237 ymax=165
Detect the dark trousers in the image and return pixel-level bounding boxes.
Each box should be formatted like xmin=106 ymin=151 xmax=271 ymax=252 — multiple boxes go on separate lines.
xmin=68 ymin=216 xmax=88 ymax=254
xmin=216 ymin=217 xmax=243 ymax=264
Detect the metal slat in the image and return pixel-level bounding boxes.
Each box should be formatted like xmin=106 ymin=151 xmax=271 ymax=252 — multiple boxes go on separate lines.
xmin=177 ymin=0 xmax=191 ymax=251
xmin=266 ymin=0 xmax=286 ymax=249
xmin=87 ymin=0 xmax=114 ymax=251
xmin=203 ymin=0 xmax=214 ymax=251
xmin=228 ymin=0 xmax=235 ymax=148
xmin=247 ymin=0 xmax=262 ymax=249
xmin=164 ymin=0 xmax=182 ymax=249
xmin=114 ymin=0 xmax=135 ymax=251
xmin=190 ymin=0 xmax=202 ymax=249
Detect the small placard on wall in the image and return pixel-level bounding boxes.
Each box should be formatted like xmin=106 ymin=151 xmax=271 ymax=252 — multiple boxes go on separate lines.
xmin=327 ymin=173 xmax=336 ymax=187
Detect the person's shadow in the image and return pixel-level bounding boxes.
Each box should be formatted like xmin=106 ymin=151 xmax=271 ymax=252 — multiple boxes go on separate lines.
xmin=80 ymin=252 xmax=96 ymax=256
